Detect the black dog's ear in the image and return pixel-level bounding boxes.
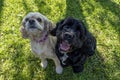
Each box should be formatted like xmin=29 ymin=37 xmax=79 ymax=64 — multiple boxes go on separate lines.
xmin=50 ymin=19 xmax=64 ymax=36
xmin=78 ymin=21 xmax=87 ymax=41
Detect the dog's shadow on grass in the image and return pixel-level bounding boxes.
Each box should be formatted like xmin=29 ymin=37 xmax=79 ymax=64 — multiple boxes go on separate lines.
xmin=0 ymin=0 xmax=4 ymax=26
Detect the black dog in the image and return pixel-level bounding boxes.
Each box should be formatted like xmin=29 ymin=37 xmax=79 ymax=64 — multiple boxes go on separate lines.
xmin=50 ymin=17 xmax=96 ymax=73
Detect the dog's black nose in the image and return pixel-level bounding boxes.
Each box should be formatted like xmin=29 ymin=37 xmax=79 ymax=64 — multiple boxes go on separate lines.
xmin=29 ymin=19 xmax=35 ymax=25
xmin=64 ymin=34 xmax=72 ymax=40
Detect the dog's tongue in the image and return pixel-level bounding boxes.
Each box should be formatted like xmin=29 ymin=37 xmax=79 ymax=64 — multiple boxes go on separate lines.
xmin=60 ymin=41 xmax=70 ymax=51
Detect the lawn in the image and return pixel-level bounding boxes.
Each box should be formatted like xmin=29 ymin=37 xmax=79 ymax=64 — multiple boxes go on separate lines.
xmin=0 ymin=0 xmax=120 ymax=80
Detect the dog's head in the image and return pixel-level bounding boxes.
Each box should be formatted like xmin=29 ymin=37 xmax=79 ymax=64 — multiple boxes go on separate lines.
xmin=20 ymin=12 xmax=53 ymax=38
xmin=51 ymin=17 xmax=87 ymax=53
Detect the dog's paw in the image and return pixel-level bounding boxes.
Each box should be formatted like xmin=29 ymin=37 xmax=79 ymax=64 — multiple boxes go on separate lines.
xmin=56 ymin=66 xmax=63 ymax=74
xmin=40 ymin=60 xmax=48 ymax=69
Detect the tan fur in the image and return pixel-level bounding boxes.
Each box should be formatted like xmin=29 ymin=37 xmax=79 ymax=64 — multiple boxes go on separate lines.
xmin=20 ymin=12 xmax=63 ymax=74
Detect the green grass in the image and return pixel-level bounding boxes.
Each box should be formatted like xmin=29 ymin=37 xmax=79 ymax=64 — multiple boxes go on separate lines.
xmin=0 ymin=0 xmax=120 ymax=80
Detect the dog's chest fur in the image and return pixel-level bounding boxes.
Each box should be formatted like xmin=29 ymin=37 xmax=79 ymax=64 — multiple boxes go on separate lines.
xmin=30 ymin=37 xmax=56 ymax=58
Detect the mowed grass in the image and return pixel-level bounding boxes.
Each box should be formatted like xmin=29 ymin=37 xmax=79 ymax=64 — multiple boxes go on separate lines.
xmin=0 ymin=0 xmax=120 ymax=80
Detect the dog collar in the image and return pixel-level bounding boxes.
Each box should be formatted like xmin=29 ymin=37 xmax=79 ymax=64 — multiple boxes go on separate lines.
xmin=34 ymin=32 xmax=48 ymax=43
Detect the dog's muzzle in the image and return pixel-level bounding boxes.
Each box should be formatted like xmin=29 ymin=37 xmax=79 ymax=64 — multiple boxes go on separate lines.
xmin=28 ymin=19 xmax=36 ymax=28
xmin=59 ymin=33 xmax=71 ymax=52
xmin=63 ymin=33 xmax=73 ymax=41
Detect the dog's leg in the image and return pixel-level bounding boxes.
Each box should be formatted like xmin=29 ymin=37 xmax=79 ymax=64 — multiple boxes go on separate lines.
xmin=40 ymin=57 xmax=48 ymax=69
xmin=52 ymin=57 xmax=63 ymax=74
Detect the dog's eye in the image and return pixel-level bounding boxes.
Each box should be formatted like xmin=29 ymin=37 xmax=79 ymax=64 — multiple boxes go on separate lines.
xmin=37 ymin=18 xmax=42 ymax=22
xmin=63 ymin=26 xmax=69 ymax=29
xmin=65 ymin=26 xmax=69 ymax=29
xmin=25 ymin=18 xmax=29 ymax=21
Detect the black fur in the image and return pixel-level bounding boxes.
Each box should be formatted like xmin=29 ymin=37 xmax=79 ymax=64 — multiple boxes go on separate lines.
xmin=50 ymin=17 xmax=96 ymax=73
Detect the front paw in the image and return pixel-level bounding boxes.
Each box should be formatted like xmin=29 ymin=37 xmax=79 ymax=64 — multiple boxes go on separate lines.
xmin=56 ymin=66 xmax=63 ymax=74
xmin=40 ymin=60 xmax=48 ymax=69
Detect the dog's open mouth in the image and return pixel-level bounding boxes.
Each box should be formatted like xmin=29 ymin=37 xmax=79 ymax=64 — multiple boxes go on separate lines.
xmin=60 ymin=41 xmax=70 ymax=52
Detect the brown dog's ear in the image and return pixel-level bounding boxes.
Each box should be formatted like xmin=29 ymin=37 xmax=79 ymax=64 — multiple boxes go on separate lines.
xmin=20 ymin=26 xmax=29 ymax=39
xmin=44 ymin=19 xmax=58 ymax=36
xmin=44 ymin=19 xmax=55 ymax=33
xmin=20 ymin=17 xmax=29 ymax=39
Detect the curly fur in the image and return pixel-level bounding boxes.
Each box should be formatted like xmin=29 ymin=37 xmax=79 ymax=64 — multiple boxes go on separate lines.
xmin=50 ymin=17 xmax=96 ymax=73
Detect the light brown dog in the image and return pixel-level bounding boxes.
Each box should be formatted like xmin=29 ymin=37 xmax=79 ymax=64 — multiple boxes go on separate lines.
xmin=20 ymin=12 xmax=63 ymax=74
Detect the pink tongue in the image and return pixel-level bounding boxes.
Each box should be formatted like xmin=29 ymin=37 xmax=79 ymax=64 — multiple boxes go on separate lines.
xmin=60 ymin=41 xmax=70 ymax=51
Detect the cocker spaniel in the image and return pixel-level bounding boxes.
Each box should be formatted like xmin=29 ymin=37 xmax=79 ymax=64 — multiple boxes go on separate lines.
xmin=50 ymin=17 xmax=96 ymax=73
xmin=20 ymin=12 xmax=63 ymax=74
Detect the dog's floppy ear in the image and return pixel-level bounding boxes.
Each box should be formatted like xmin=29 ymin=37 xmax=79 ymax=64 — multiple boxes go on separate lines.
xmin=20 ymin=22 xmax=29 ymax=39
xmin=50 ymin=23 xmax=59 ymax=36
xmin=44 ymin=19 xmax=55 ymax=32
xmin=50 ymin=19 xmax=64 ymax=36
xmin=78 ymin=21 xmax=87 ymax=41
